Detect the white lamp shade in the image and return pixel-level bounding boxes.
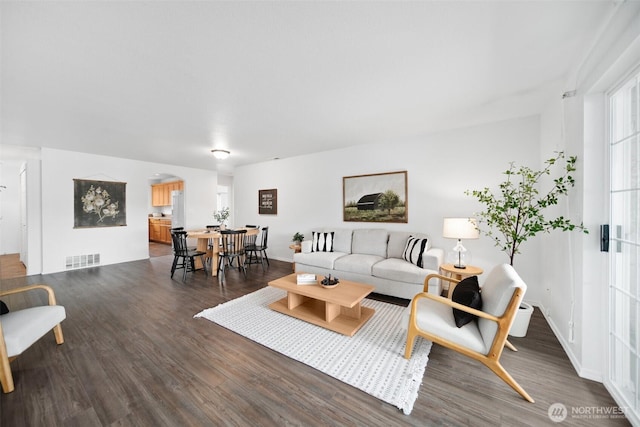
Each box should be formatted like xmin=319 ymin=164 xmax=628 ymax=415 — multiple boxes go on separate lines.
xmin=443 ymin=218 xmax=479 ymax=240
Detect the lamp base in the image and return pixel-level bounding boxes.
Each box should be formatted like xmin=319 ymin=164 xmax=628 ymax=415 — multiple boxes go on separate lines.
xmin=447 ymin=248 xmax=471 ymax=269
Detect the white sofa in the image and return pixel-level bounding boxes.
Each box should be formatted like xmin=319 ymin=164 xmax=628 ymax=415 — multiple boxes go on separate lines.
xmin=293 ymin=228 xmax=444 ymax=300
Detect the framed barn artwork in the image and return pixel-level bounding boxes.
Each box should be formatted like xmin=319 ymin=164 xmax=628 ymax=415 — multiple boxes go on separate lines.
xmin=343 ymin=171 xmax=407 ymax=223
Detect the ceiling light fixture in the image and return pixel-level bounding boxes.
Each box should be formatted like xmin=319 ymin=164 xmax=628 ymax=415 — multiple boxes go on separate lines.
xmin=211 ymin=149 xmax=230 ymax=160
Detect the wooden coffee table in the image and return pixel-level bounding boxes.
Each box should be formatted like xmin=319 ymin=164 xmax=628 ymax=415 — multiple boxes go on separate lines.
xmin=267 ymin=273 xmax=375 ymax=336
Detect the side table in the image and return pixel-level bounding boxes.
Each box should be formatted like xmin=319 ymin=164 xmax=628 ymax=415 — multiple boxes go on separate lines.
xmin=440 ymin=263 xmax=484 ymax=298
xmin=289 ymin=244 xmax=301 ymax=272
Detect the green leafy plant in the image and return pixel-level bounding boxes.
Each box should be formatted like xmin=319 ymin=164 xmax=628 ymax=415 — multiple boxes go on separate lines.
xmin=213 ymin=207 xmax=230 ymax=225
xmin=466 ymin=151 xmax=588 ymax=266
xmin=379 ymin=190 xmax=401 ymax=215
xmin=292 ymin=232 xmax=304 ymax=244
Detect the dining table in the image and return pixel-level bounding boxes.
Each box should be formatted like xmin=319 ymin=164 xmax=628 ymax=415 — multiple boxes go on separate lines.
xmin=187 ymin=227 xmax=260 ymax=276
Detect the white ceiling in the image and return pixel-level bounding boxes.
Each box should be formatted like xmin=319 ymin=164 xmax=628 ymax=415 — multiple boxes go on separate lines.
xmin=0 ymin=1 xmax=618 ymax=174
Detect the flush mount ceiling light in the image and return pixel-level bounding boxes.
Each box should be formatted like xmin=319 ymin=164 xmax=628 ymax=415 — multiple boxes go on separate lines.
xmin=211 ymin=149 xmax=230 ymax=160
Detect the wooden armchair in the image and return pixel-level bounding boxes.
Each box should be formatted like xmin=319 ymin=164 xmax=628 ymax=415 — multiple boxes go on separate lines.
xmin=404 ymin=264 xmax=534 ymax=403
xmin=0 ymin=284 xmax=66 ymax=393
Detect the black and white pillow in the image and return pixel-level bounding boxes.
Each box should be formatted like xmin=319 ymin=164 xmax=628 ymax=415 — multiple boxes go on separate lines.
xmin=312 ymin=231 xmax=334 ymax=252
xmin=402 ymin=236 xmax=429 ymax=268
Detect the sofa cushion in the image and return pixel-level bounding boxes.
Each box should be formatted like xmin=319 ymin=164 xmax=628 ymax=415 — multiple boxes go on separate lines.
xmin=402 ymin=236 xmax=431 ymax=268
xmin=452 ymin=276 xmax=482 ymax=328
xmin=301 ymin=240 xmax=313 ymax=253
xmin=372 ymin=258 xmax=430 ymax=285
xmin=352 ymin=229 xmax=388 ymax=258
xmin=387 ymin=231 xmax=412 ymax=259
xmin=323 ymin=228 xmax=353 ymax=254
xmin=294 ymin=251 xmax=347 ymax=269
xmin=312 ymin=231 xmax=334 ymax=252
xmin=334 ymin=254 xmax=384 ymax=275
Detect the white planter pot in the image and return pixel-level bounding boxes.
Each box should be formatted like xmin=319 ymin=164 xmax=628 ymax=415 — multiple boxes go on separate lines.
xmin=509 ymin=302 xmax=534 ymax=337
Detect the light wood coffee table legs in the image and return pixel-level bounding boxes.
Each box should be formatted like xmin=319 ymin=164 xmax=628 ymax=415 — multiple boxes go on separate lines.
xmin=270 ymin=290 xmax=374 ymax=336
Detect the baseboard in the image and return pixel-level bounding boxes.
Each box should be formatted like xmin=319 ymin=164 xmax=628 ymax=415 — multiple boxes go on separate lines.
xmin=536 ymin=302 xmax=603 ymax=383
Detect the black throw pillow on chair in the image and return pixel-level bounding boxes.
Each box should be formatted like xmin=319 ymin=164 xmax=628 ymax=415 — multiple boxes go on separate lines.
xmin=0 ymin=300 xmax=9 ymax=315
xmin=451 ymin=276 xmax=482 ymax=328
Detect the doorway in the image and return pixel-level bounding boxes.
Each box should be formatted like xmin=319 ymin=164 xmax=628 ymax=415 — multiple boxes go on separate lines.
xmin=148 ymin=173 xmax=184 ymax=258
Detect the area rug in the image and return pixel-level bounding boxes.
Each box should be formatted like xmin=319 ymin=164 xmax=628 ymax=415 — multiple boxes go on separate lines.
xmin=194 ymin=286 xmax=432 ymax=415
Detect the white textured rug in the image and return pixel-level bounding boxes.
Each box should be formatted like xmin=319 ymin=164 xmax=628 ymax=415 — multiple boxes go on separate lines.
xmin=194 ymin=286 xmax=432 ymax=415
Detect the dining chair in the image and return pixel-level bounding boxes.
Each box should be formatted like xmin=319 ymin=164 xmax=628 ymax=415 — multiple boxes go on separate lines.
xmin=170 ymin=230 xmax=208 ymax=280
xmin=217 ymin=229 xmax=248 ymax=284
xmin=245 ymin=226 xmax=269 ymax=270
xmin=205 ymin=224 xmax=221 ymax=254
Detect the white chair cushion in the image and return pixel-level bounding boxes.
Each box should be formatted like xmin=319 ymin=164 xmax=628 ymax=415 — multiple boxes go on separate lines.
xmin=405 ymin=297 xmax=487 ymax=355
xmin=1 ymin=306 xmax=66 ymax=357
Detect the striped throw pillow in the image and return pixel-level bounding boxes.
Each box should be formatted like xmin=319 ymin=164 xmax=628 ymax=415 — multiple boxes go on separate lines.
xmin=403 ymin=236 xmax=430 ymax=268
xmin=312 ymin=231 xmax=334 ymax=252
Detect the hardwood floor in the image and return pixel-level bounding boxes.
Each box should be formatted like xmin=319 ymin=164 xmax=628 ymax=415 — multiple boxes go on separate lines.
xmin=0 ymin=254 xmax=26 ymax=279
xmin=149 ymin=242 xmax=173 ymax=258
xmin=0 ymin=256 xmax=630 ymax=426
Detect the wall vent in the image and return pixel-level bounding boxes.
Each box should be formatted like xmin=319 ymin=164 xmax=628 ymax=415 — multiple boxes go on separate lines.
xmin=65 ymin=254 xmax=101 ymax=270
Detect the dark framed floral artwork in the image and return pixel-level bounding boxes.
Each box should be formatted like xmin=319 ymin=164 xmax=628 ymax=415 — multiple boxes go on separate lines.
xmin=73 ymin=179 xmax=127 ymax=228
xmin=343 ymin=171 xmax=408 ymax=223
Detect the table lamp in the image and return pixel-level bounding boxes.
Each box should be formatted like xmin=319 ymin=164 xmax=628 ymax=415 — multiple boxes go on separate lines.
xmin=443 ymin=217 xmax=479 ymax=269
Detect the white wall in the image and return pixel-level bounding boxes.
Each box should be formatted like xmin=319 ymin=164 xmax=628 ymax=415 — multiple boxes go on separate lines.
xmin=34 ymin=148 xmax=218 ymax=274
xmin=0 ymin=160 xmax=22 ymax=254
xmin=234 ymin=115 xmax=544 ymax=302
xmin=538 ymin=1 xmax=640 ymax=386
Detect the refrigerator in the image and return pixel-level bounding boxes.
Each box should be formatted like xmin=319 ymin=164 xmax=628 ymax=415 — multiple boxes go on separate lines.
xmin=171 ymin=190 xmax=185 ymax=229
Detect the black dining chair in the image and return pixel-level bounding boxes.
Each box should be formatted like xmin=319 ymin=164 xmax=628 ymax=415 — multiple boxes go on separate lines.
xmin=171 ymin=227 xmax=196 ymax=250
xmin=217 ymin=229 xmax=248 ymax=284
xmin=170 ymin=230 xmax=208 ymax=280
xmin=245 ymin=226 xmax=269 ymax=271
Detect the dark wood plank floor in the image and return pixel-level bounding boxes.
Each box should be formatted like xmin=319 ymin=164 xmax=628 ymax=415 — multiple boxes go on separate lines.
xmin=0 ymin=256 xmax=629 ymax=426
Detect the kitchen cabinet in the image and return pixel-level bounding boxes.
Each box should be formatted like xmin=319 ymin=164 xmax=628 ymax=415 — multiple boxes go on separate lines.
xmin=149 ymin=218 xmax=172 ymax=244
xmin=151 ymin=181 xmax=184 ymax=207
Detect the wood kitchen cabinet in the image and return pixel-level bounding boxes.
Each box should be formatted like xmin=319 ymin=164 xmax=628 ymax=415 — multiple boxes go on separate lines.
xmin=149 ymin=218 xmax=172 ymax=244
xmin=151 ymin=181 xmax=184 ymax=207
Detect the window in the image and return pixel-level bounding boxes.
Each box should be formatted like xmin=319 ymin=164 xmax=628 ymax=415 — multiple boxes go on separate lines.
xmin=608 ymin=69 xmax=640 ymax=417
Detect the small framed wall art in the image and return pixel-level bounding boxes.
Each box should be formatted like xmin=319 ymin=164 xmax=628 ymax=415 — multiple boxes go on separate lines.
xmin=259 ymin=189 xmax=278 ymax=215
xmin=73 ymin=179 xmax=127 ymax=228
xmin=343 ymin=171 xmax=408 ymax=223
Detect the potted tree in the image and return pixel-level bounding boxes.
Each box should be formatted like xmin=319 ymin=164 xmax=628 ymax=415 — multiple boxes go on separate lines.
xmin=466 ymin=151 xmax=588 ymax=336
